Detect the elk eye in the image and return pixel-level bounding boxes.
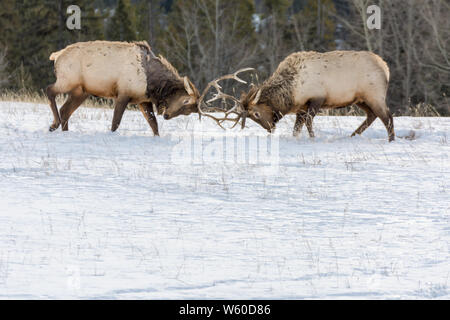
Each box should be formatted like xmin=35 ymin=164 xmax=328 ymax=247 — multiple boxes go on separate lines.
xmin=183 ymin=99 xmax=191 ymax=105
xmin=253 ymin=112 xmax=260 ymax=119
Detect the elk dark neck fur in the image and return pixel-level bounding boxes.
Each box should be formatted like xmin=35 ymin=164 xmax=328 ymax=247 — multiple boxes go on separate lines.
xmin=257 ymin=65 xmax=297 ymax=115
xmin=146 ymin=59 xmax=184 ymax=105
xmin=139 ymin=46 xmax=185 ymax=106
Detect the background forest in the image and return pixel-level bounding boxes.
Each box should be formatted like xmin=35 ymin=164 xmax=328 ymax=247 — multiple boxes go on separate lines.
xmin=0 ymin=0 xmax=448 ymax=115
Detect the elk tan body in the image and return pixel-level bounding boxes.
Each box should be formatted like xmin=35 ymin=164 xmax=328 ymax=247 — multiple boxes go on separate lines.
xmin=46 ymin=41 xmax=199 ymax=134
xmin=241 ymin=51 xmax=395 ymax=141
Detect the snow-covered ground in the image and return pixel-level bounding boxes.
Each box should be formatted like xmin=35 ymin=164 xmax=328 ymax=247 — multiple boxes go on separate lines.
xmin=0 ymin=101 xmax=448 ymax=299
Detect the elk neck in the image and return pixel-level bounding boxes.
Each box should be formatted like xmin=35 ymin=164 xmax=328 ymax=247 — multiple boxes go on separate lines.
xmin=138 ymin=47 xmax=185 ymax=107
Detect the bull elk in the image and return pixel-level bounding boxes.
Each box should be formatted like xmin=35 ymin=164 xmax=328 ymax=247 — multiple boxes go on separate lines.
xmin=46 ymin=41 xmax=199 ymax=135
xmin=235 ymin=51 xmax=395 ymax=142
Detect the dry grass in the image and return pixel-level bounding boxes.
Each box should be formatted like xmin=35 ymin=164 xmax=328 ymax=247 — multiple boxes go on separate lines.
xmin=320 ymin=103 xmax=443 ymax=117
xmin=0 ymin=90 xmax=445 ymax=117
xmin=0 ymin=89 xmax=114 ymax=109
xmin=319 ymin=105 xmax=366 ymax=117
xmin=404 ymin=102 xmax=442 ymax=117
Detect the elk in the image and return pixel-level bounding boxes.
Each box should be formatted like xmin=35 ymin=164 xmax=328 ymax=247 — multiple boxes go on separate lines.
xmin=46 ymin=41 xmax=199 ymax=135
xmin=236 ymin=51 xmax=395 ymax=142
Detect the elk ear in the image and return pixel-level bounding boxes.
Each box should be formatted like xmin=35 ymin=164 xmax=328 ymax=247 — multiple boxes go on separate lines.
xmin=184 ymin=76 xmax=195 ymax=96
xmin=252 ymin=89 xmax=261 ymax=105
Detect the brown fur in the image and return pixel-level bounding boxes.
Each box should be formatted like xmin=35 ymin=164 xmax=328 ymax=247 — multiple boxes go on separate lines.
xmin=242 ymin=51 xmax=395 ymax=141
xmin=143 ymin=54 xmax=184 ymax=105
xmin=46 ymin=41 xmax=199 ymax=133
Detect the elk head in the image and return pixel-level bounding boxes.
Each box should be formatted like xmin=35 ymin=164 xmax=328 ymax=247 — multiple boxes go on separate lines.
xmin=239 ymin=87 xmax=283 ymax=133
xmin=163 ymin=77 xmax=200 ymax=120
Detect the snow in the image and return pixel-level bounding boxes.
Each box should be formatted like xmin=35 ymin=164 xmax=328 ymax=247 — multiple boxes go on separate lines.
xmin=0 ymin=101 xmax=449 ymax=299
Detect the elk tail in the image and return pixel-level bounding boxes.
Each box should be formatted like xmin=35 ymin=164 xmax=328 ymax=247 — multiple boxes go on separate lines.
xmin=49 ymin=49 xmax=65 ymax=61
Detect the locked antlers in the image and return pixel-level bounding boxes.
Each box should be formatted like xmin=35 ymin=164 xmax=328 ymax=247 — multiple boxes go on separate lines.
xmin=197 ymin=68 xmax=254 ymax=129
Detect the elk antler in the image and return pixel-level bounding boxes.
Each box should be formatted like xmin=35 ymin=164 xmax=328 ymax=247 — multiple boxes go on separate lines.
xmin=197 ymin=68 xmax=254 ymax=129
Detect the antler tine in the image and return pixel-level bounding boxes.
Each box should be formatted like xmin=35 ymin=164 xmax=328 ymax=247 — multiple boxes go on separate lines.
xmin=232 ymin=67 xmax=256 ymax=83
xmin=200 ymin=113 xmax=228 ymax=130
xmin=206 ymin=92 xmax=240 ymax=105
xmin=199 ymin=111 xmax=242 ymax=130
xmin=203 ymin=94 xmax=244 ymax=129
xmin=197 ymin=68 xmax=255 ymax=129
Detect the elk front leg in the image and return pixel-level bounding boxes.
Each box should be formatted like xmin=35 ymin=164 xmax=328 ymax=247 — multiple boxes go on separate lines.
xmin=293 ymin=98 xmax=323 ymax=138
xmin=111 ymin=96 xmax=131 ymax=132
xmin=139 ymin=102 xmax=159 ymax=136
xmin=293 ymin=112 xmax=307 ymax=137
xmin=305 ymin=98 xmax=324 ymax=138
xmin=305 ymin=113 xmax=316 ymax=138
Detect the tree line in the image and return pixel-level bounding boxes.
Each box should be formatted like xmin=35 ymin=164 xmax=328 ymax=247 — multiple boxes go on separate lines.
xmin=0 ymin=0 xmax=448 ymax=115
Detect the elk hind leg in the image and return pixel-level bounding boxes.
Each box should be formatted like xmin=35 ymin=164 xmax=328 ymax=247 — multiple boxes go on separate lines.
xmin=60 ymin=87 xmax=89 ymax=131
xmin=46 ymin=84 xmax=61 ymax=131
xmin=384 ymin=110 xmax=395 ymax=142
xmin=351 ymin=102 xmax=377 ymax=137
xmin=366 ymin=99 xmax=395 ymax=142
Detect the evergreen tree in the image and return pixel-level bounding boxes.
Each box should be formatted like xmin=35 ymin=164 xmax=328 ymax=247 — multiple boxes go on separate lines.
xmin=70 ymin=1 xmax=105 ymax=42
xmin=135 ymin=0 xmax=162 ymax=48
xmin=8 ymin=0 xmax=59 ymax=89
xmin=0 ymin=0 xmax=18 ymax=48
xmin=296 ymin=0 xmax=336 ymax=51
xmin=106 ymin=0 xmax=137 ymax=41
xmin=0 ymin=0 xmax=105 ymax=90
xmin=0 ymin=47 xmax=9 ymax=89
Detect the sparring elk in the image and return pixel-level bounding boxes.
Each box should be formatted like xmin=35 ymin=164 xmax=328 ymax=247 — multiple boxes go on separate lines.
xmin=46 ymin=40 xmax=199 ymax=135
xmin=237 ymin=51 xmax=395 ymax=142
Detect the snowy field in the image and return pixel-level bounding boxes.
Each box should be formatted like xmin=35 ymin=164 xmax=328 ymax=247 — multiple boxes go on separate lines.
xmin=0 ymin=101 xmax=449 ymax=299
